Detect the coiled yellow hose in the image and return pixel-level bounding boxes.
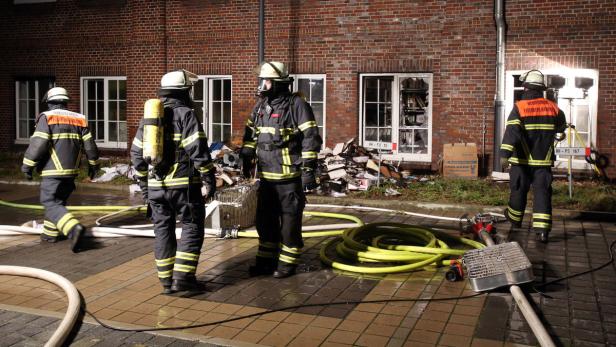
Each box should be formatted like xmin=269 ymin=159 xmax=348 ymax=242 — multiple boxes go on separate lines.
xmin=320 ymin=222 xmax=484 ymax=274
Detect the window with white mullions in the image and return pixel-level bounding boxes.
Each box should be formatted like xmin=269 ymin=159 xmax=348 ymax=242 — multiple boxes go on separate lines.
xmin=15 ymin=78 xmax=55 ymax=142
xmin=211 ymin=78 xmax=232 ymax=143
xmin=359 ymin=73 xmax=433 ymax=161
xmin=81 ymin=77 xmax=127 ymax=148
xmin=291 ymin=74 xmax=326 ymax=142
xmin=194 ymin=76 xmax=232 ymax=144
xmin=363 ymin=76 xmax=393 ymax=145
xmin=107 ymin=79 xmax=127 ymax=143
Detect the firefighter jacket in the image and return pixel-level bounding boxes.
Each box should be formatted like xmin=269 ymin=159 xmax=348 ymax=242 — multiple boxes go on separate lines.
xmin=241 ymin=92 xmax=323 ymax=181
xmin=131 ymin=97 xmax=214 ymax=190
xmin=22 ymin=104 xmax=99 ymax=177
xmin=500 ymin=91 xmax=566 ymax=167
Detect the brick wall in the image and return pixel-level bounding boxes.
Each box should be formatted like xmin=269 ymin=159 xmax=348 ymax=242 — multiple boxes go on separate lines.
xmin=0 ymin=0 xmax=614 ymax=177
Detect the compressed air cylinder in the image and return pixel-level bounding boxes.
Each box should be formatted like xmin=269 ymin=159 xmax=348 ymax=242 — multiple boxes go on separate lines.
xmin=142 ymin=99 xmax=164 ymax=166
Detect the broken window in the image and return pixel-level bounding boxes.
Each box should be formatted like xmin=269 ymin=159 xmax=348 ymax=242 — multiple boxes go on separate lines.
xmin=81 ymin=76 xmax=127 ymax=147
xmin=360 ymin=73 xmax=433 ymax=161
xmin=15 ymin=77 xmax=55 ymax=141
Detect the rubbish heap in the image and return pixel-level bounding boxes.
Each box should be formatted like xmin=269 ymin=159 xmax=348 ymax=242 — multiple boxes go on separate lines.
xmin=108 ymin=138 xmax=432 ymax=197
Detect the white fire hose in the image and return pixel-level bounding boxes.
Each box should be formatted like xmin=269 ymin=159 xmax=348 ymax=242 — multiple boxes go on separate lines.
xmin=0 ymin=266 xmax=80 ymax=347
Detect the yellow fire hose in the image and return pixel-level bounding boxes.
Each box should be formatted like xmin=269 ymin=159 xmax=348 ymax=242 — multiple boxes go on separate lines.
xmin=1 ymin=199 xmax=482 ymax=275
xmin=319 ymin=222 xmax=484 ymax=274
xmin=0 ymin=199 xmax=141 ymax=212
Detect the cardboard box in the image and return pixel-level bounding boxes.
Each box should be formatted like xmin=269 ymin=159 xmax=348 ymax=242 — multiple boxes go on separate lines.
xmin=443 ymin=143 xmax=478 ymax=178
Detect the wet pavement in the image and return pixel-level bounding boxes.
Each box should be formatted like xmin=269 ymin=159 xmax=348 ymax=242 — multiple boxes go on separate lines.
xmin=0 ymin=182 xmax=615 ymax=346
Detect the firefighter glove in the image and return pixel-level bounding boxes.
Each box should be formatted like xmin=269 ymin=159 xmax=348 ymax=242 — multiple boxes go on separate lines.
xmin=302 ymin=169 xmax=318 ymax=192
xmin=88 ymin=165 xmax=100 ymax=180
xmin=201 ymin=172 xmax=216 ymax=200
xmin=146 ymin=203 xmax=152 ymax=219
xmin=500 ymin=157 xmax=510 ymax=171
xmin=21 ymin=165 xmax=33 ymax=181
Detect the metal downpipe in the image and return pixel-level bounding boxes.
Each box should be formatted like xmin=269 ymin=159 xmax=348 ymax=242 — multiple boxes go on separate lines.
xmin=493 ymin=0 xmax=506 ymax=172
xmin=258 ymin=0 xmax=264 ymax=63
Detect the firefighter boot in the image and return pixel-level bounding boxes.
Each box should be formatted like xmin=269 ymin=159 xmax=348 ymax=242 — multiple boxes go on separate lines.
xmin=273 ymin=263 xmax=297 ymax=279
xmin=504 ymin=208 xmax=522 ymax=228
xmin=67 ymin=224 xmax=85 ymax=253
xmin=40 ymin=234 xmax=58 ymax=243
xmin=170 ymin=277 xmax=206 ymax=293
xmin=160 ymin=278 xmax=173 ymax=295
xmin=535 ymin=229 xmax=550 ymax=244
xmin=248 ymin=257 xmax=277 ymax=276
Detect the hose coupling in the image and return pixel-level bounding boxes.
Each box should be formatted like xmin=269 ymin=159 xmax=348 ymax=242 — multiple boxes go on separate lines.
xmin=446 ymin=259 xmax=464 ymax=282
xmin=219 ymin=226 xmax=239 ymax=239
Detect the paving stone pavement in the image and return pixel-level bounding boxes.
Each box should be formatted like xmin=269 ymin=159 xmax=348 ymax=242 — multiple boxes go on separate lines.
xmin=0 ymin=309 xmax=224 ymax=347
xmin=1 ymin=183 xmax=615 ymax=346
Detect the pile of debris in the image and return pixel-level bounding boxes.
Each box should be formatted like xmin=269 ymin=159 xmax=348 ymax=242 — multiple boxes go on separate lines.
xmin=314 ymin=138 xmax=430 ymax=197
xmin=105 ymin=139 xmax=430 ymax=198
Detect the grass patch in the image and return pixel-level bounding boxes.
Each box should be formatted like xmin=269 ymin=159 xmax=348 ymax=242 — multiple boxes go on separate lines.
xmin=353 ymin=177 xmax=616 ymax=212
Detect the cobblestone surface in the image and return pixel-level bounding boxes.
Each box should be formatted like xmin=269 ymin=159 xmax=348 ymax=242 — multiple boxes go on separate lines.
xmin=0 ymin=309 xmax=223 ymax=347
xmin=1 ymin=183 xmax=615 ymax=346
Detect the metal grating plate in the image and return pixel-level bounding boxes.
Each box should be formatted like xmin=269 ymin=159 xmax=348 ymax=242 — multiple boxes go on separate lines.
xmin=463 ymin=241 xmax=533 ymax=292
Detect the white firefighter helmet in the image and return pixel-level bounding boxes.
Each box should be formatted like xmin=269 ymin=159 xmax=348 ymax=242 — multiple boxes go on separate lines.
xmin=43 ymin=87 xmax=69 ymax=103
xmin=257 ymin=61 xmax=291 ymax=81
xmin=519 ymin=70 xmax=546 ymax=89
xmin=160 ymin=69 xmax=198 ymax=90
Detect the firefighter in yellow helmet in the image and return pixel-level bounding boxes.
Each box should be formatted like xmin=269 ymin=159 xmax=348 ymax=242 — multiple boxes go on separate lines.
xmin=130 ymin=69 xmax=216 ymax=294
xmin=241 ymin=62 xmax=323 ymax=278
xmin=500 ymin=70 xmax=567 ymax=243
xmin=21 ymin=87 xmax=99 ymax=252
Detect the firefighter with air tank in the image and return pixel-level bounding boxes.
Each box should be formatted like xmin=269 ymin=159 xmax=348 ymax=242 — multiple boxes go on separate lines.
xmin=131 ymin=69 xmax=216 ymax=294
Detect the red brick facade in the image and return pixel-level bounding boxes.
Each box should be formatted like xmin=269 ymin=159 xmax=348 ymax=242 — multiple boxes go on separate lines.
xmin=1 ymin=0 xmax=614 ymax=177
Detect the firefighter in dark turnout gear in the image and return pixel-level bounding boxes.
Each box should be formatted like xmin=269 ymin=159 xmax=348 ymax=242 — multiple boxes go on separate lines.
xmin=500 ymin=70 xmax=566 ymax=243
xmin=241 ymin=62 xmax=323 ymax=278
xmin=21 ymin=87 xmax=99 ymax=252
xmin=131 ymin=70 xmax=216 ymax=294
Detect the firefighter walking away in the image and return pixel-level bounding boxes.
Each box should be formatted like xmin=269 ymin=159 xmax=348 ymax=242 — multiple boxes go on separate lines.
xmin=131 ymin=69 xmax=216 ymax=294
xmin=500 ymin=70 xmax=567 ymax=243
xmin=240 ymin=61 xmax=323 ymax=278
xmin=21 ymin=87 xmax=100 ymax=252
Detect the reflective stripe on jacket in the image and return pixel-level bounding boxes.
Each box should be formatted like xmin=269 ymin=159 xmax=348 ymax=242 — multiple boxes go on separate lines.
xmin=22 ymin=106 xmax=99 ymax=177
xmin=241 ymin=93 xmax=322 ymax=181
xmin=500 ymin=96 xmax=566 ymax=167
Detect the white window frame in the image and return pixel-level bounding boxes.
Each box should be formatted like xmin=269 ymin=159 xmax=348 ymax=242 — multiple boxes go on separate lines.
xmin=80 ymin=76 xmax=127 ymax=149
xmin=359 ymin=73 xmax=433 ymax=162
xmin=290 ymin=74 xmax=327 ymax=143
xmin=15 ymin=78 xmax=55 ymax=144
xmin=195 ymin=75 xmax=232 ymax=143
xmin=505 ymin=69 xmax=598 ymax=170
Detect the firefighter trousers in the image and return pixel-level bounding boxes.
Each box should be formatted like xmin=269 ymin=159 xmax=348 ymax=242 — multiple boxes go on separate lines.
xmin=40 ymin=177 xmax=80 ymax=238
xmin=149 ymin=186 xmax=205 ymax=284
xmin=507 ymin=165 xmax=553 ymax=232
xmin=255 ymin=178 xmax=306 ymax=267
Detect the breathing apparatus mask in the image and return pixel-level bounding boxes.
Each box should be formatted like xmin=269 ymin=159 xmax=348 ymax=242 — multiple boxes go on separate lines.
xmin=255 ymin=61 xmax=293 ymax=97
